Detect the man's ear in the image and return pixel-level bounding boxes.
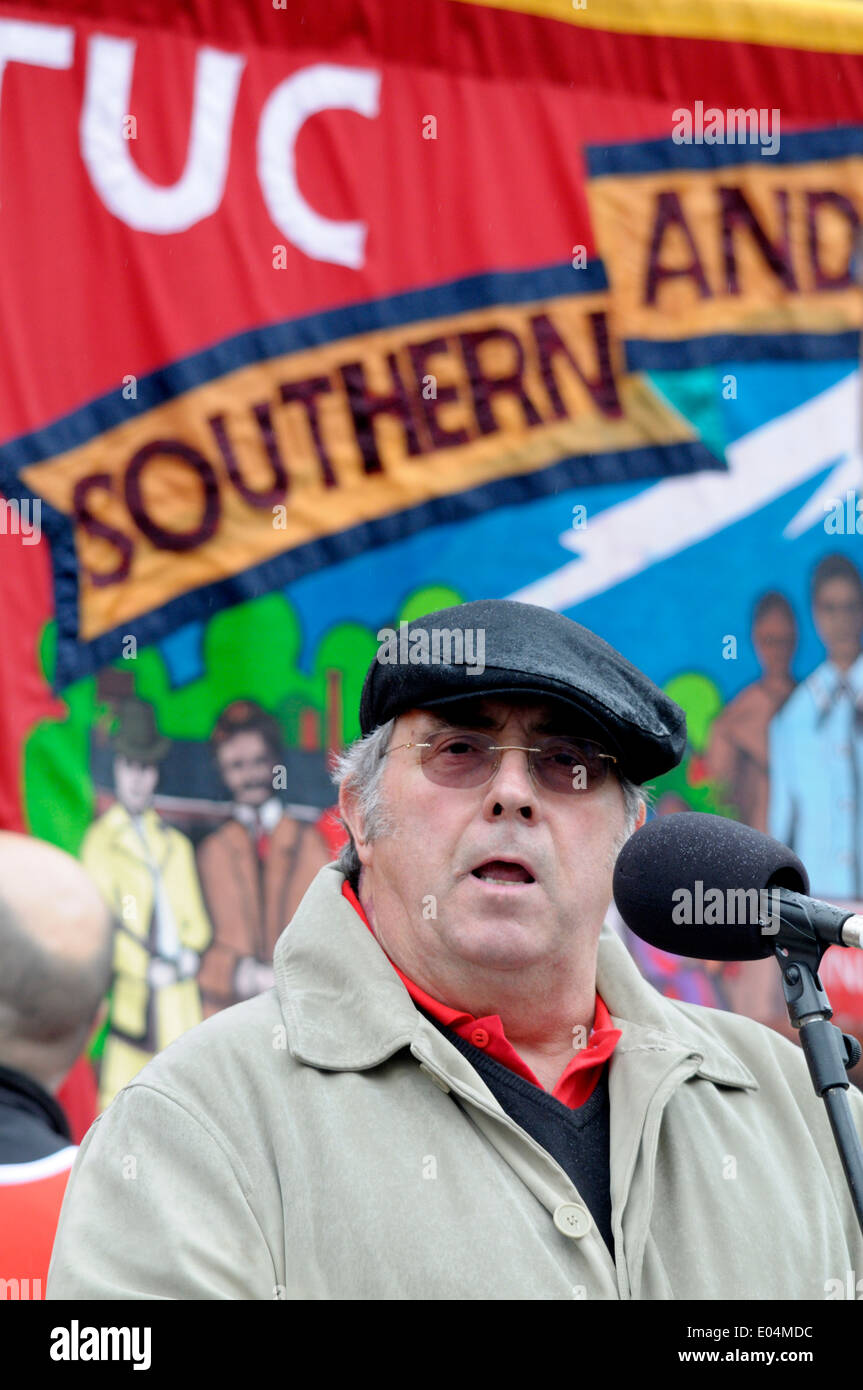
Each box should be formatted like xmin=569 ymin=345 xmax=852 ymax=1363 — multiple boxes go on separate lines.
xmin=338 ymin=779 xmax=373 ymax=867
xmin=635 ymin=799 xmax=647 ymax=833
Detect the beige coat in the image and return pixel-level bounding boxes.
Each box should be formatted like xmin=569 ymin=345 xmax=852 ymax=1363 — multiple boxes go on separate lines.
xmin=48 ymin=864 xmax=863 ymax=1300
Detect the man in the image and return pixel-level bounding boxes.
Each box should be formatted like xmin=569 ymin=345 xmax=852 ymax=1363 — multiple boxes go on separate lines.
xmin=0 ymin=833 xmax=112 ymax=1299
xmin=81 ymin=698 xmax=212 ymax=1108
xmin=49 ymin=600 xmax=863 ymax=1299
xmin=769 ymin=554 xmax=863 ymax=899
xmin=706 ymin=590 xmax=797 ymax=833
xmin=704 ymin=591 xmax=798 ymax=1032
xmin=196 ymin=700 xmax=332 ymax=1016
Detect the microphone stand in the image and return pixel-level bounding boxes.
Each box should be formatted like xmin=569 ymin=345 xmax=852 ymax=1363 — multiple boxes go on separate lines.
xmin=769 ymin=916 xmax=863 ymax=1236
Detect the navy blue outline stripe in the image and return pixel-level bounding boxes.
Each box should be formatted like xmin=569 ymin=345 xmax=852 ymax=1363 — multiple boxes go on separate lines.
xmin=585 ymin=123 xmax=863 ymax=179
xmin=0 ymin=258 xmax=607 ymax=477
xmin=0 ymin=468 xmax=80 ymax=684
xmin=0 ymin=257 xmax=729 ymax=690
xmin=52 ymin=439 xmax=723 ymax=689
xmin=625 ymin=330 xmax=861 ymax=370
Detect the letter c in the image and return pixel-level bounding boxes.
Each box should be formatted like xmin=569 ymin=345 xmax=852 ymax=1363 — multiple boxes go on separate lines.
xmin=257 ymin=62 xmax=380 ymax=269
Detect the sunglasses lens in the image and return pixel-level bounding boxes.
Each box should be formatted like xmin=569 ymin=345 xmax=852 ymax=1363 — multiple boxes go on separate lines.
xmin=533 ymin=740 xmax=610 ymax=792
xmin=421 ymin=733 xmax=496 ymax=786
xmin=419 ymin=732 xmax=611 ymax=792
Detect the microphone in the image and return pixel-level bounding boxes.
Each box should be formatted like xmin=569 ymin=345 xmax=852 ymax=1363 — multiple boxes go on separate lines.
xmin=612 ymin=811 xmax=863 ymax=961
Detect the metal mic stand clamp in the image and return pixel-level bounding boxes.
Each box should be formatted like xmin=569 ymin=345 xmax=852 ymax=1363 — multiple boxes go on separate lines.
xmin=770 ymin=926 xmax=863 ymax=1235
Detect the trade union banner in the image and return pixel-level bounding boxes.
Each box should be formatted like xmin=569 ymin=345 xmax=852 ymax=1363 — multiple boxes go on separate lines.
xmin=2 ymin=0 xmax=863 ymax=1106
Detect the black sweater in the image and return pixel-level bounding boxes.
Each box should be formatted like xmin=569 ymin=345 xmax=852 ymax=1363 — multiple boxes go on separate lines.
xmin=421 ymin=1012 xmax=614 ymax=1258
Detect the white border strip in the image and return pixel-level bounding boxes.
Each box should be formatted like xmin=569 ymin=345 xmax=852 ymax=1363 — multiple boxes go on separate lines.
xmin=0 ymin=1145 xmax=77 ymax=1185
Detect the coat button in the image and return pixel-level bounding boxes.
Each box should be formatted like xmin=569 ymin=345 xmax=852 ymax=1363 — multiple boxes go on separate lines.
xmin=471 ymin=1027 xmax=489 ymax=1047
xmin=553 ymin=1203 xmax=591 ymax=1238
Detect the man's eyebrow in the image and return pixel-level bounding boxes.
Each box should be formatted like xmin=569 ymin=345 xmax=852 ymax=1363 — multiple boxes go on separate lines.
xmin=532 ymin=717 xmax=568 ymax=735
xmin=417 ymin=713 xmax=472 ymax=730
xmin=419 ymin=708 xmax=498 ymax=731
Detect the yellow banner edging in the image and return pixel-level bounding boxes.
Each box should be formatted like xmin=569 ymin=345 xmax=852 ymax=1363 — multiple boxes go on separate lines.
xmin=451 ymin=0 xmax=863 ymax=56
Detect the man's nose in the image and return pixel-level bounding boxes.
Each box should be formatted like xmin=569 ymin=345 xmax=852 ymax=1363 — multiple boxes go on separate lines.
xmin=481 ymin=747 xmax=538 ymax=821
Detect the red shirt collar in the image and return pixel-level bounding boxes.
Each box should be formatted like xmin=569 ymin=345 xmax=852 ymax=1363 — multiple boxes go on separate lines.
xmin=341 ymin=880 xmax=620 ymax=1108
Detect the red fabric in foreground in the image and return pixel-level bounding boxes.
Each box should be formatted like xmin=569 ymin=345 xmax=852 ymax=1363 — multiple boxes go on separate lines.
xmin=0 ymin=1161 xmax=74 ymax=1298
xmin=56 ymin=1056 xmax=99 ymax=1145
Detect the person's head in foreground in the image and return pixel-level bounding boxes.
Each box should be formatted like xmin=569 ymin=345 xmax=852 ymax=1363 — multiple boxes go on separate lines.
xmin=46 ymin=600 xmax=863 ymax=1302
xmin=0 ymin=834 xmax=112 ymax=1298
xmin=0 ymin=832 xmax=112 ymax=1095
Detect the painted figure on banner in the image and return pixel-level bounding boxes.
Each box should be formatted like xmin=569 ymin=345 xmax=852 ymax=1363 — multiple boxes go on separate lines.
xmin=196 ymin=700 xmax=333 ymax=1017
xmin=80 ymin=699 xmax=213 ymax=1109
xmin=698 ymin=590 xmax=800 ymax=1035
xmin=769 ymin=554 xmax=863 ymax=901
xmin=705 ymin=591 xmax=797 ymax=833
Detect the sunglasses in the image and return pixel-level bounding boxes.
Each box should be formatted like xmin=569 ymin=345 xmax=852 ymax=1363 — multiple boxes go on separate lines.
xmin=385 ymin=728 xmax=617 ymax=793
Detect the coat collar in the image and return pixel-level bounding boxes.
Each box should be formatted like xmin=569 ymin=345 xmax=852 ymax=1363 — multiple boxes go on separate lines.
xmin=274 ymin=865 xmax=757 ymax=1091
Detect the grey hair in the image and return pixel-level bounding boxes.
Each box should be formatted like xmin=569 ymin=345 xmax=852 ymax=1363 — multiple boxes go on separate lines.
xmin=614 ymin=777 xmax=652 ymax=861
xmin=330 ymin=719 xmax=397 ymax=884
xmin=331 ymin=719 xmax=651 ymax=884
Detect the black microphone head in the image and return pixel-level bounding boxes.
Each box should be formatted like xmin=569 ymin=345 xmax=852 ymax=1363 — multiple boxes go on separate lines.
xmin=612 ymin=812 xmax=810 ymax=961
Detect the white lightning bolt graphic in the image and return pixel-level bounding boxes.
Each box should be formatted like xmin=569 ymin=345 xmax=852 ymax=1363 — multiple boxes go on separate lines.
xmin=509 ymin=370 xmax=862 ymax=611
xmin=783 ymin=451 xmax=861 ymax=539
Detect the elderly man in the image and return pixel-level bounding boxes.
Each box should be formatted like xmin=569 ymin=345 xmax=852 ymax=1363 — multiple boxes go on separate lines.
xmin=48 ymin=600 xmax=863 ymax=1300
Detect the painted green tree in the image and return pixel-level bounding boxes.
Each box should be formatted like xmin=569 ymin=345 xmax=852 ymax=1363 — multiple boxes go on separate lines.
xmin=648 ymin=671 xmax=737 ymax=818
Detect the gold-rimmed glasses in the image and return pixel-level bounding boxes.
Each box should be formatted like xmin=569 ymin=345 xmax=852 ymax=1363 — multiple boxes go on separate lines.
xmin=384 ymin=728 xmax=616 ymax=793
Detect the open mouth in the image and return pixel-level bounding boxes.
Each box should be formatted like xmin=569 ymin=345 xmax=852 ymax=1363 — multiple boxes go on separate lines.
xmin=470 ymin=859 xmax=536 ymax=885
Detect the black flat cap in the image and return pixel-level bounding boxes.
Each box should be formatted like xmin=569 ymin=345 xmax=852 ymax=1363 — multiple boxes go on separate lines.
xmin=360 ymin=598 xmax=686 ymax=784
